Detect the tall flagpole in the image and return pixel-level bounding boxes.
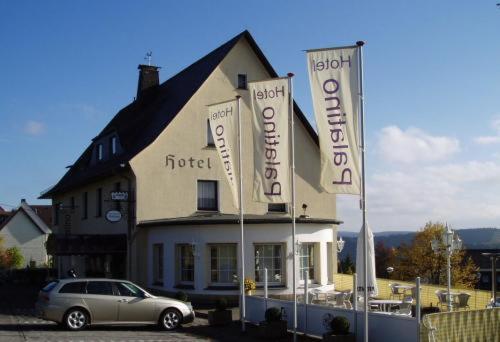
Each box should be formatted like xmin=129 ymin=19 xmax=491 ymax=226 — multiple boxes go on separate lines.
xmin=287 ymin=73 xmax=297 ymax=342
xmin=356 ymin=41 xmax=368 ymax=342
xmin=236 ymin=95 xmax=246 ymax=332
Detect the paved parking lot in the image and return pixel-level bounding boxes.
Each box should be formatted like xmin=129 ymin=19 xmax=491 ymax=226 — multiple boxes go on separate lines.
xmin=0 ymin=283 xmax=315 ymax=342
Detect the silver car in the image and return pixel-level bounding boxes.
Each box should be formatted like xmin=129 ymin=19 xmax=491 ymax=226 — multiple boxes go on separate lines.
xmin=35 ymin=278 xmax=194 ymax=331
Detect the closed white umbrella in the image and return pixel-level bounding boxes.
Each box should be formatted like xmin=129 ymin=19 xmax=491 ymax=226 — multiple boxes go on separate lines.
xmin=356 ymin=222 xmax=378 ymax=298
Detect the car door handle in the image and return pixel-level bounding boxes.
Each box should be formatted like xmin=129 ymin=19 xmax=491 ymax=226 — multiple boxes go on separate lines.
xmin=118 ymin=299 xmax=128 ymax=303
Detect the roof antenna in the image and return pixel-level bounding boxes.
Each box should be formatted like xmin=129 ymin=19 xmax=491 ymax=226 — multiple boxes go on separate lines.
xmin=145 ymin=51 xmax=153 ymax=66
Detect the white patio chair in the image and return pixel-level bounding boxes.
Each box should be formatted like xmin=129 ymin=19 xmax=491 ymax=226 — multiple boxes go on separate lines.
xmin=341 ymin=290 xmax=353 ymax=309
xmin=334 ymin=292 xmax=347 ymax=308
xmin=389 ymin=283 xmax=403 ymax=299
xmin=393 ymin=302 xmax=412 ymax=316
xmin=403 ymin=295 xmax=414 ymax=304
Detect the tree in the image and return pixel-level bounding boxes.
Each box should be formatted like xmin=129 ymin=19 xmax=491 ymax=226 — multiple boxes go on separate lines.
xmin=339 ymin=255 xmax=355 ymax=275
xmin=0 ymin=237 xmax=24 ymax=269
xmin=375 ymin=241 xmax=395 ymax=279
xmin=391 ymin=222 xmax=478 ymax=289
xmin=4 ymin=247 xmax=24 ymax=269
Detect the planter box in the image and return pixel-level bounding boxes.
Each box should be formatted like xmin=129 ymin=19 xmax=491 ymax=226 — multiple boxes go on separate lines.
xmin=208 ymin=310 xmax=232 ymax=326
xmin=258 ymin=320 xmax=288 ymax=339
xmin=322 ymin=333 xmax=356 ymax=342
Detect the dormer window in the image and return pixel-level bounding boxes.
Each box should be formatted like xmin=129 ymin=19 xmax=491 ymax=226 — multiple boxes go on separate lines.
xmin=110 ymin=136 xmax=117 ymax=155
xmin=97 ymin=144 xmax=103 ymax=161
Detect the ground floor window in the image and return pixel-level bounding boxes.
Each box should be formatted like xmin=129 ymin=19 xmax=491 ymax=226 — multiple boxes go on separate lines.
xmin=299 ymin=243 xmax=315 ymax=281
xmin=152 ymin=243 xmax=164 ymax=285
xmin=255 ymin=244 xmax=284 ymax=284
xmin=209 ymin=244 xmax=237 ymax=284
xmin=176 ymin=244 xmax=194 ymax=284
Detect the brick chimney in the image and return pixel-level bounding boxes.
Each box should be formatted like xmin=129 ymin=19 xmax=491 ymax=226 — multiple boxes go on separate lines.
xmin=137 ymin=65 xmax=160 ymax=98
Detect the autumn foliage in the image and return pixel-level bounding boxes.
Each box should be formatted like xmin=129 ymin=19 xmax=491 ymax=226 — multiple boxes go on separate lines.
xmin=386 ymin=222 xmax=479 ymax=289
xmin=0 ymin=236 xmax=24 ymax=269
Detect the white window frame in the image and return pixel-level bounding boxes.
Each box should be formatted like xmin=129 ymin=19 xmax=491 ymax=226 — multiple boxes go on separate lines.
xmin=197 ymin=180 xmax=219 ymax=212
xmin=299 ymin=243 xmax=316 ymax=282
xmin=176 ymin=244 xmax=194 ymax=285
xmin=254 ymin=243 xmax=285 ymax=285
xmin=208 ymin=244 xmax=237 ymax=285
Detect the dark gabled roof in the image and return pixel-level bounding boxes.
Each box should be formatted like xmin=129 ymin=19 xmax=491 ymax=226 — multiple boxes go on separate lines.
xmin=0 ymin=201 xmax=51 ymax=235
xmin=41 ymin=30 xmax=319 ymax=198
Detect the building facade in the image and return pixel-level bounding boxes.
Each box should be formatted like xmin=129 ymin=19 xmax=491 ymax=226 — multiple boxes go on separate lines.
xmin=42 ymin=31 xmax=341 ymax=297
xmin=0 ymin=199 xmax=52 ymax=267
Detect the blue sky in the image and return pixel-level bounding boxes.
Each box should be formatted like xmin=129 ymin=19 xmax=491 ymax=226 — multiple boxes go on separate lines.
xmin=1 ymin=1 xmax=499 ymax=231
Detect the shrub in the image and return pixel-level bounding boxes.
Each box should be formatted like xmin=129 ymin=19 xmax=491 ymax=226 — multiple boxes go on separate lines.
xmin=215 ymin=298 xmax=228 ymax=311
xmin=265 ymin=307 xmax=282 ymax=323
xmin=175 ymin=291 xmax=188 ymax=302
xmin=330 ymin=316 xmax=350 ymax=335
xmin=5 ymin=247 xmax=24 ymax=269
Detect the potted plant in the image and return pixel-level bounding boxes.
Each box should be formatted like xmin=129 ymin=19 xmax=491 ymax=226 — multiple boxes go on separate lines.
xmin=258 ymin=307 xmax=288 ymax=339
xmin=244 ymin=278 xmax=256 ymax=295
xmin=208 ymin=298 xmax=232 ymax=326
xmin=322 ymin=316 xmax=355 ymax=342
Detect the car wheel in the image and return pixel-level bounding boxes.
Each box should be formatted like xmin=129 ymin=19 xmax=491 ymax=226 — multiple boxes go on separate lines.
xmin=64 ymin=308 xmax=88 ymax=331
xmin=160 ymin=308 xmax=182 ymax=331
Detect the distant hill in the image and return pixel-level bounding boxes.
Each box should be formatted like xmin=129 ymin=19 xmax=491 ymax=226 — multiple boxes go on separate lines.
xmin=338 ymin=228 xmax=500 ymax=262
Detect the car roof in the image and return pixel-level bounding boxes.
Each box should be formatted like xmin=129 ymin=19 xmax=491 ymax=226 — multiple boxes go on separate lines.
xmin=57 ymin=278 xmax=131 ymax=283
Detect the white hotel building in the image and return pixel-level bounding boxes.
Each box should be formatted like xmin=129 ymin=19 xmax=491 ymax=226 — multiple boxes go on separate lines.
xmin=41 ymin=30 xmax=341 ymax=299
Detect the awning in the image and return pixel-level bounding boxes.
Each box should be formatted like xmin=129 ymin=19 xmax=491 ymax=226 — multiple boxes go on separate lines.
xmin=47 ymin=234 xmax=127 ymax=255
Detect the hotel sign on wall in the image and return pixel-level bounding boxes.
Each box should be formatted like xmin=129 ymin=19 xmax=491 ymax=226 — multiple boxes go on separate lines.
xmin=105 ymin=210 xmax=122 ymax=223
xmin=111 ymin=191 xmax=128 ymax=201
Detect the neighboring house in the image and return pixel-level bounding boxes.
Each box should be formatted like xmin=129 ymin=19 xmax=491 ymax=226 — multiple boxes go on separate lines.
xmin=465 ymin=248 xmax=500 ymax=291
xmin=40 ymin=30 xmax=341 ymax=297
xmin=0 ymin=199 xmax=52 ymax=267
xmin=0 ymin=206 xmax=12 ymax=226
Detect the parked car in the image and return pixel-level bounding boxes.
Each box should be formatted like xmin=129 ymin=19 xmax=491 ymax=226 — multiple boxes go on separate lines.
xmin=35 ymin=278 xmax=194 ymax=331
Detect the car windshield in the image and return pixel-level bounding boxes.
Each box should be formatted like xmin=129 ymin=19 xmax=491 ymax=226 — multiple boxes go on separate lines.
xmin=42 ymin=281 xmax=59 ymax=292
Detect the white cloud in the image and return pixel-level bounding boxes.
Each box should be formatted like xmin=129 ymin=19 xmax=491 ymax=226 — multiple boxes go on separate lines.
xmin=376 ymin=126 xmax=460 ymax=164
xmin=473 ymin=116 xmax=500 ymax=145
xmin=474 ymin=136 xmax=500 ymax=145
xmin=23 ymin=120 xmax=46 ymax=136
xmin=337 ymin=160 xmax=500 ymax=231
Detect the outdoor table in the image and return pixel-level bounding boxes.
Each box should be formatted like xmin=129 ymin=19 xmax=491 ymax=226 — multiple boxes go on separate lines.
xmin=369 ymin=299 xmax=402 ymax=312
xmin=393 ymin=284 xmax=413 ymax=295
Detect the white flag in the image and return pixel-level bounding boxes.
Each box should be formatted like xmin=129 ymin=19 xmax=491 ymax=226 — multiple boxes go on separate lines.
xmin=208 ymin=99 xmax=239 ymax=208
xmin=307 ymin=47 xmax=361 ymax=194
xmin=249 ymin=78 xmax=291 ymax=203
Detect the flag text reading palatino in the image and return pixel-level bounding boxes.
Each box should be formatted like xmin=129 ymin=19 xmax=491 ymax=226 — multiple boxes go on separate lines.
xmin=254 ymin=85 xmax=285 ymax=196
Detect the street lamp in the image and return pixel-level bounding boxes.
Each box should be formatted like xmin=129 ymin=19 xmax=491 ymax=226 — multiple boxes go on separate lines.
xmin=481 ymin=252 xmax=500 ymax=308
xmin=431 ymin=224 xmax=462 ymax=311
xmin=337 ymin=236 xmax=345 ymax=253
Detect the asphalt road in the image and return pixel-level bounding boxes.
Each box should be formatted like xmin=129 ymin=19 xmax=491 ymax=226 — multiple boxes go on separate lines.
xmin=0 ymin=283 xmax=314 ymax=342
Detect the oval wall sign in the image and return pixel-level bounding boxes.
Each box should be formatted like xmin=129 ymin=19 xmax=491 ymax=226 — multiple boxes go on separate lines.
xmin=106 ymin=210 xmax=122 ymax=223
